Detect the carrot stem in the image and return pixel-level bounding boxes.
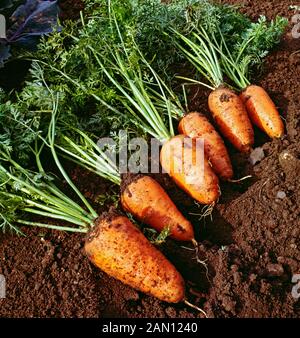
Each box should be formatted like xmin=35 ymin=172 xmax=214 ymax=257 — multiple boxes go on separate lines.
xmin=176 ymin=76 xmax=215 ymax=90
xmin=22 ymin=208 xmax=89 ymax=227
xmin=47 ymin=94 xmax=98 ymax=220
xmin=17 ymin=220 xmax=88 ymax=233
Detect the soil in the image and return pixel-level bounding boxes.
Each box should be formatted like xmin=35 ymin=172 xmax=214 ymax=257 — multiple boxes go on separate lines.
xmin=0 ymin=0 xmax=300 ymax=318
xmin=58 ymin=0 xmax=84 ymax=21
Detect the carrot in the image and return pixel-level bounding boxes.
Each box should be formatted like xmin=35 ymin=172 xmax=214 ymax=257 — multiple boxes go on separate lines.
xmin=208 ymin=87 xmax=254 ymax=153
xmin=174 ymin=29 xmax=255 ymax=154
xmin=84 ymin=212 xmax=185 ymax=303
xmin=57 ymin=128 xmax=196 ymax=241
xmin=160 ymin=135 xmax=220 ymax=205
xmin=240 ymin=85 xmax=284 ymax=138
xmin=91 ymin=16 xmax=220 ymax=206
xmin=85 ymin=212 xmax=207 ymax=315
xmin=6 ymin=107 xmax=206 ymax=313
xmin=121 ymin=175 xmax=194 ymax=242
xmin=179 ymin=112 xmax=234 ymax=180
xmin=204 ymin=18 xmax=287 ymax=140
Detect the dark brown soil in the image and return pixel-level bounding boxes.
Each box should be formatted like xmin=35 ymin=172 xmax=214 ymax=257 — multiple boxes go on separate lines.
xmin=1 ymin=0 xmax=300 ymax=318
xmin=58 ymin=0 xmax=84 ymax=21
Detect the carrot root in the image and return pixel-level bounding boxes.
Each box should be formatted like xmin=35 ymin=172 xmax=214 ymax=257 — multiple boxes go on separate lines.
xmin=228 ymin=175 xmax=252 ymax=183
xmin=208 ymin=86 xmax=254 ymax=153
xmin=85 ymin=212 xmax=185 ymax=303
xmin=179 ymin=112 xmax=234 ymax=181
xmin=191 ymin=239 xmax=209 ymax=273
xmin=184 ymin=300 xmax=208 ymax=318
xmin=121 ymin=175 xmax=195 ymax=242
xmin=240 ymin=85 xmax=285 ymax=138
xmin=160 ymin=135 xmax=220 ymax=205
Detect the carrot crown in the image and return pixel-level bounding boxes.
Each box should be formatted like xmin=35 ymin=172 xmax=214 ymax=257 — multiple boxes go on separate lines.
xmin=171 ymin=26 xmax=224 ymax=90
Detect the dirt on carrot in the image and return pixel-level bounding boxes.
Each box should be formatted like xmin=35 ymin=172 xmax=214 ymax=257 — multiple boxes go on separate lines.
xmin=121 ymin=174 xmax=195 ymax=242
xmin=240 ymin=85 xmax=285 ymax=138
xmin=208 ymin=87 xmax=255 ymax=153
xmin=160 ymin=135 xmax=220 ymax=205
xmin=178 ymin=112 xmax=234 ymax=180
xmin=85 ymin=212 xmax=186 ymax=303
xmin=0 ymin=0 xmax=299 ymax=319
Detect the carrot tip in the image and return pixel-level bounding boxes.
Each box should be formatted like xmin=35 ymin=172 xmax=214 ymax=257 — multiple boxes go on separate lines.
xmin=191 ymin=238 xmax=199 ymax=247
xmin=228 ymin=175 xmax=252 ymax=184
xmin=184 ymin=300 xmax=208 ymax=318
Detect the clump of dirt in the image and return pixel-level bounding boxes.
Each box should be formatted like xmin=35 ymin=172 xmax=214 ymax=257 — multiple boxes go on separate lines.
xmin=0 ymin=0 xmax=300 ymax=318
xmin=120 ymin=173 xmax=145 ymax=195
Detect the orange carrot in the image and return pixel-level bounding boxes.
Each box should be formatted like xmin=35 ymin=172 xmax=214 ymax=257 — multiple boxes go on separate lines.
xmin=121 ymin=175 xmax=194 ymax=242
xmin=97 ymin=24 xmax=220 ymax=206
xmin=85 ymin=212 xmax=185 ymax=303
xmin=179 ymin=112 xmax=233 ymax=181
xmin=208 ymin=87 xmax=255 ymax=153
xmin=160 ymin=135 xmax=220 ymax=205
xmin=240 ymin=85 xmax=284 ymax=138
xmin=173 ymin=30 xmax=254 ymax=153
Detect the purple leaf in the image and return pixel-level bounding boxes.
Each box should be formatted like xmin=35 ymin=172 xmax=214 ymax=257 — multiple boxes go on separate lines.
xmin=7 ymin=0 xmax=60 ymax=46
xmin=0 ymin=0 xmax=59 ymax=67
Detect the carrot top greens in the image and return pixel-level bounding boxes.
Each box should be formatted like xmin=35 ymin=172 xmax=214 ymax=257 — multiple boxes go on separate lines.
xmin=0 ymin=159 xmax=94 ymax=234
xmin=0 ymin=90 xmax=98 ymax=234
xmin=172 ymin=27 xmax=224 ymax=90
xmin=217 ymin=16 xmax=288 ymax=90
xmin=0 ymin=147 xmax=97 ymax=234
xmin=0 ymin=89 xmax=42 ymax=167
xmin=90 ymin=11 xmax=178 ymax=143
xmin=169 ymin=3 xmax=287 ymax=90
xmin=29 ymin=1 xmax=185 ymax=143
xmin=17 ymin=0 xmax=286 ymax=134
